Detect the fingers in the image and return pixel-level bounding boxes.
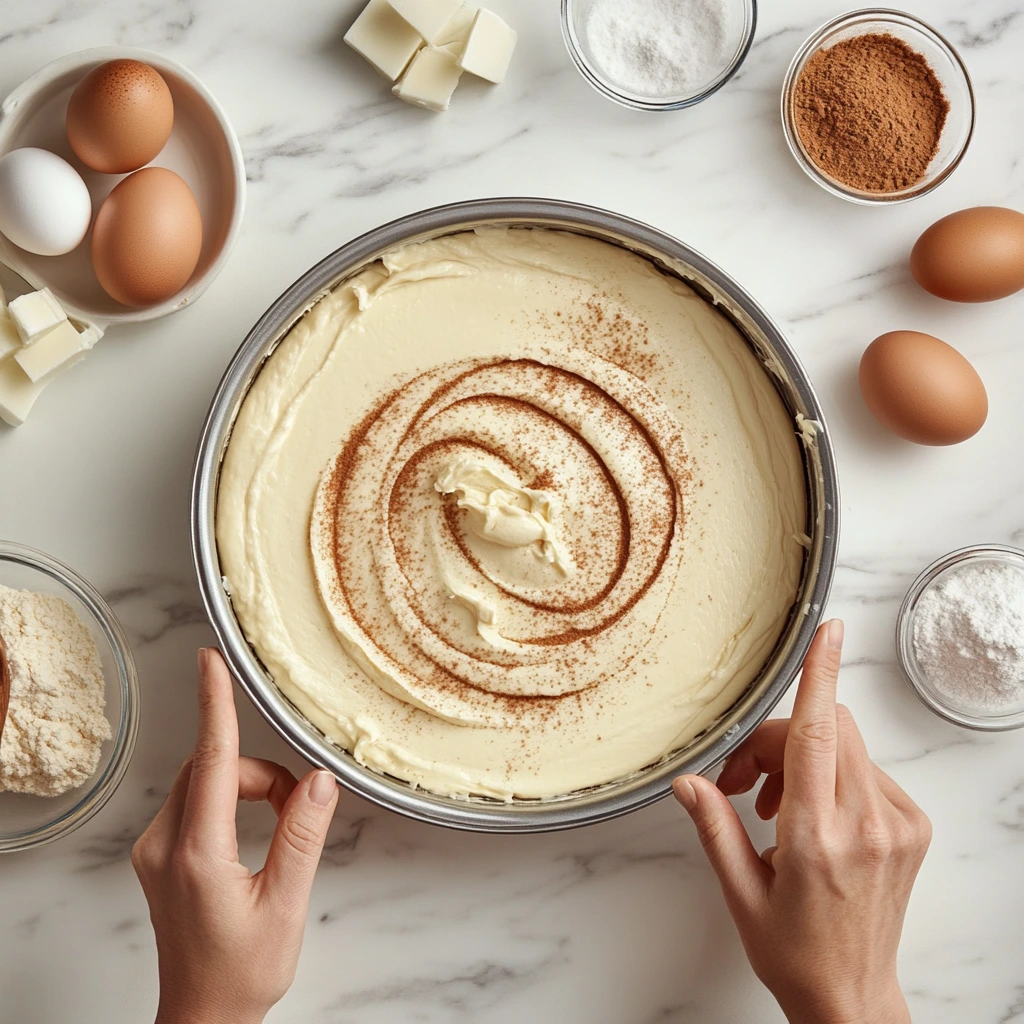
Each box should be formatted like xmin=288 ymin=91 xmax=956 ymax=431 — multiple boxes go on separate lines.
xmin=238 ymin=757 xmax=299 ymax=816
xmin=784 ymin=619 xmax=844 ymax=811
xmin=834 ymin=703 xmax=881 ymax=808
xmin=146 ymin=757 xmax=194 ymax=841
xmin=754 ymin=771 xmax=785 ymax=820
xmin=132 ymin=757 xmax=194 ymax=876
xmin=181 ymin=648 xmax=241 ymax=853
xmin=258 ymin=770 xmax=339 ymax=913
xmin=872 ymin=764 xmax=926 ymax=822
xmin=674 ymin=775 xmax=769 ymax=912
xmin=716 ymin=720 xmax=789 ymax=796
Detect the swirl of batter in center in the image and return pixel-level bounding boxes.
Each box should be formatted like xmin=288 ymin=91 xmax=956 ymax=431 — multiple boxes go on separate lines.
xmin=310 ymin=351 xmax=691 ymax=728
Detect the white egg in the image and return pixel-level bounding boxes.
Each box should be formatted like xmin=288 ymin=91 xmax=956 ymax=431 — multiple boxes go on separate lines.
xmin=0 ymin=148 xmax=92 ymax=257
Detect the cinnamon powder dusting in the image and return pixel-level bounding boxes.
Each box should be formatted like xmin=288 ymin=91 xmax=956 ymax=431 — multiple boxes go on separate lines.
xmin=309 ymin=289 xmax=692 ymax=753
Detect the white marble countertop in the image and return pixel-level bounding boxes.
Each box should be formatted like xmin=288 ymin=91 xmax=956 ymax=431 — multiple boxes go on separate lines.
xmin=2 ymin=1 xmax=1023 ymax=1021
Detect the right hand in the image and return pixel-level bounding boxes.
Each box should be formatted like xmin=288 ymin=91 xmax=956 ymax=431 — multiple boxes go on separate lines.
xmin=673 ymin=620 xmax=932 ymax=1024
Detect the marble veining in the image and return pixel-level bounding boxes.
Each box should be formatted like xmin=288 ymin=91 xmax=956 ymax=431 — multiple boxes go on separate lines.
xmin=2 ymin=1 xmax=1024 ymax=1022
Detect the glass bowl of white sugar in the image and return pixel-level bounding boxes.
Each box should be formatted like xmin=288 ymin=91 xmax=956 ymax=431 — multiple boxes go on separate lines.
xmin=0 ymin=542 xmax=139 ymax=852
xmin=561 ymin=0 xmax=756 ymax=110
xmin=897 ymin=545 xmax=1024 ymax=731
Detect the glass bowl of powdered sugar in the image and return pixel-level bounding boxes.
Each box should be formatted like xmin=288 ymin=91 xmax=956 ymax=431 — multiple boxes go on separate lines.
xmin=897 ymin=545 xmax=1024 ymax=731
xmin=0 ymin=542 xmax=139 ymax=852
xmin=561 ymin=0 xmax=756 ymax=110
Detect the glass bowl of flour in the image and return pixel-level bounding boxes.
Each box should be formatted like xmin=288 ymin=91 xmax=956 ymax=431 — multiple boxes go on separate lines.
xmin=0 ymin=542 xmax=139 ymax=852
xmin=561 ymin=0 xmax=756 ymax=110
xmin=897 ymin=545 xmax=1024 ymax=731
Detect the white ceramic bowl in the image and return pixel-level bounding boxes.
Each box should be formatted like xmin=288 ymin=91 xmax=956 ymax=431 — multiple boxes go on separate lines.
xmin=0 ymin=47 xmax=246 ymax=329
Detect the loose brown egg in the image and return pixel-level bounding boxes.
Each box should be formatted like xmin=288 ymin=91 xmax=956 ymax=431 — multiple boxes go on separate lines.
xmin=911 ymin=207 xmax=1024 ymax=302
xmin=859 ymin=331 xmax=987 ymax=445
xmin=66 ymin=59 xmax=174 ymax=174
xmin=91 ymin=167 xmax=202 ymax=306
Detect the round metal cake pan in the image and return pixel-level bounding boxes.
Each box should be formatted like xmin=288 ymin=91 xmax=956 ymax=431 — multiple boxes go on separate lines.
xmin=192 ymin=198 xmax=840 ymax=833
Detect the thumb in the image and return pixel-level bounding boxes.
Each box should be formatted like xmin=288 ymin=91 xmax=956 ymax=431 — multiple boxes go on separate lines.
xmin=259 ymin=769 xmax=338 ymax=912
xmin=674 ymin=775 xmax=769 ymax=912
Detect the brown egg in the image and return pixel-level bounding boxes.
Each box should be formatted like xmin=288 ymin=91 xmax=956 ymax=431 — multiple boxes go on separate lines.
xmin=66 ymin=59 xmax=174 ymax=174
xmin=859 ymin=331 xmax=987 ymax=445
xmin=911 ymin=207 xmax=1024 ymax=302
xmin=91 ymin=167 xmax=202 ymax=306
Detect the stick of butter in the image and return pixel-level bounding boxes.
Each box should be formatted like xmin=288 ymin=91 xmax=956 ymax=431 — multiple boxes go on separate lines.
xmin=14 ymin=320 xmax=99 ymax=383
xmin=0 ymin=312 xmax=20 ymax=364
xmin=8 ymin=287 xmax=68 ymax=345
xmin=390 ymin=0 xmax=463 ymax=44
xmin=458 ymin=8 xmax=517 ymax=84
xmin=0 ymin=359 xmax=48 ymax=427
xmin=393 ymin=45 xmax=463 ymax=111
xmin=345 ymin=0 xmax=424 ymax=81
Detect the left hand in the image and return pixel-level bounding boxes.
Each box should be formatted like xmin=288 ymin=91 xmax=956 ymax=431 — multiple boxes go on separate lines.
xmin=132 ymin=648 xmax=340 ymax=1024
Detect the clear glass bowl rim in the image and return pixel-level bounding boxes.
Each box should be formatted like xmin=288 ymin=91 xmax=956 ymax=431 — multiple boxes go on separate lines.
xmin=0 ymin=540 xmax=140 ymax=852
xmin=896 ymin=544 xmax=1024 ymax=731
xmin=780 ymin=7 xmax=976 ymax=205
xmin=561 ymin=0 xmax=758 ymax=111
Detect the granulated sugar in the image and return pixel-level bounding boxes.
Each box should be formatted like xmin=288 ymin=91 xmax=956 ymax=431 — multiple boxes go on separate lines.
xmin=912 ymin=559 xmax=1024 ymax=716
xmin=583 ymin=0 xmax=740 ymax=98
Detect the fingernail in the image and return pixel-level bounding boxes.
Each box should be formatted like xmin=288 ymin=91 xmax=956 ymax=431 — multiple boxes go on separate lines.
xmin=310 ymin=770 xmax=337 ymax=806
xmin=197 ymin=647 xmax=209 ymax=676
xmin=673 ymin=776 xmax=697 ymax=811
xmin=826 ymin=618 xmax=845 ymax=650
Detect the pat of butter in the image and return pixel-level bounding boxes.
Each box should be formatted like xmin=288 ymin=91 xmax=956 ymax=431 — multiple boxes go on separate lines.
xmin=345 ymin=0 xmax=424 ymax=81
xmin=436 ymin=2 xmax=477 ymax=53
xmin=390 ymin=0 xmax=463 ymax=44
xmin=394 ymin=46 xmax=463 ymax=111
xmin=8 ymin=287 xmax=67 ymax=345
xmin=0 ymin=359 xmax=47 ymax=427
xmin=0 ymin=312 xmax=21 ymax=364
xmin=458 ymin=8 xmax=517 ymax=84
xmin=14 ymin=320 xmax=98 ymax=383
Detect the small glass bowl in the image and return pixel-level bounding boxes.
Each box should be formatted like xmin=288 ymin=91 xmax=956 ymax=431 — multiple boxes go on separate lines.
xmin=0 ymin=542 xmax=139 ymax=852
xmin=896 ymin=545 xmax=1024 ymax=732
xmin=561 ymin=0 xmax=757 ymax=111
xmin=781 ymin=9 xmax=975 ymax=204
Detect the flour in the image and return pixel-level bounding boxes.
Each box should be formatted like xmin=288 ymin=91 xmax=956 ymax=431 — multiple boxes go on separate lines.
xmin=0 ymin=583 xmax=111 ymax=797
xmin=912 ymin=560 xmax=1024 ymax=716
xmin=582 ymin=0 xmax=739 ymax=98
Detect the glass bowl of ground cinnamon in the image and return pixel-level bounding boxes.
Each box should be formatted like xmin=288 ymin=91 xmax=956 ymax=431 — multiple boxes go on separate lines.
xmin=781 ymin=9 xmax=974 ymax=204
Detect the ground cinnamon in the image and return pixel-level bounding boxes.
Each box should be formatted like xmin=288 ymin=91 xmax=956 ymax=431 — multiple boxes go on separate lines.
xmin=793 ymin=33 xmax=949 ymax=193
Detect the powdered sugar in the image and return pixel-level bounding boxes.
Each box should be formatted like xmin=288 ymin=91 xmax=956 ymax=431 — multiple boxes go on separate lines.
xmin=0 ymin=583 xmax=111 ymax=797
xmin=582 ymin=0 xmax=740 ymax=98
xmin=912 ymin=559 xmax=1024 ymax=716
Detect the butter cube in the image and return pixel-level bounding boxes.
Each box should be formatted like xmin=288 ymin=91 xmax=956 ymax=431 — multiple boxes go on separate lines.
xmin=436 ymin=3 xmax=477 ymax=55
xmin=14 ymin=320 xmax=98 ymax=383
xmin=8 ymin=287 xmax=67 ymax=345
xmin=393 ymin=45 xmax=463 ymax=111
xmin=345 ymin=0 xmax=424 ymax=81
xmin=0 ymin=359 xmax=48 ymax=427
xmin=458 ymin=8 xmax=517 ymax=84
xmin=0 ymin=312 xmax=20 ymax=364
xmin=390 ymin=0 xmax=463 ymax=44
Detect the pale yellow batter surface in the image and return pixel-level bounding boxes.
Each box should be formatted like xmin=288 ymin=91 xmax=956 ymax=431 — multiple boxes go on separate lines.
xmin=217 ymin=228 xmax=806 ymax=799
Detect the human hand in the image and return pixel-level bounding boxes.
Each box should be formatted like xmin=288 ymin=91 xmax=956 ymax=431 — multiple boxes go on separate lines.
xmin=673 ymin=620 xmax=931 ymax=1024
xmin=132 ymin=648 xmax=340 ymax=1024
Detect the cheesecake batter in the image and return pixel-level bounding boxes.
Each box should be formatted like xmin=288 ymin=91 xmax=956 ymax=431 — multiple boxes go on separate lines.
xmin=217 ymin=228 xmax=807 ymax=800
